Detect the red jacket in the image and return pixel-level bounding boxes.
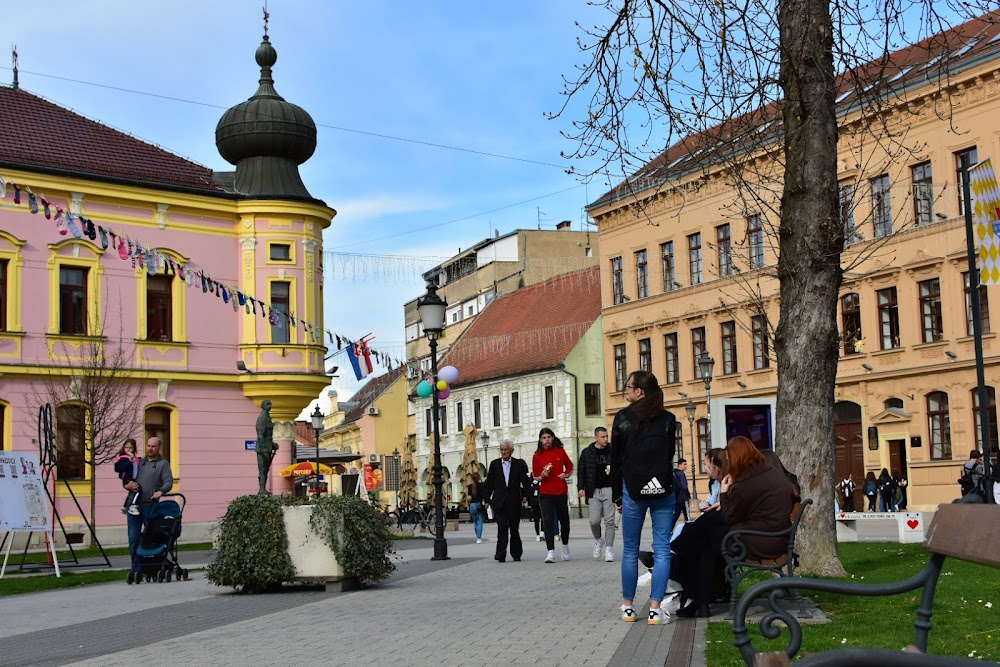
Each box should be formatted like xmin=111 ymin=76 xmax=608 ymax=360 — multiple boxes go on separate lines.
xmin=532 ymin=447 xmax=574 ymax=496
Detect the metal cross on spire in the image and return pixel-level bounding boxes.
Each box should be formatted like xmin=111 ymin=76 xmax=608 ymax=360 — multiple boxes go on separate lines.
xmin=11 ymin=45 xmax=18 ymax=89
xmin=263 ymin=3 xmax=269 ymax=36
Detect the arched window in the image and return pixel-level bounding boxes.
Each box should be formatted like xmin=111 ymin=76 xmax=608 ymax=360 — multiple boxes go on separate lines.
xmin=144 ymin=406 xmax=172 ymax=464
xmin=926 ymin=392 xmax=951 ymax=460
xmin=697 ymin=418 xmax=710 ymax=471
xmin=56 ymin=403 xmax=87 ymax=480
xmin=884 ymin=397 xmax=904 ymax=410
xmin=841 ymin=293 xmax=862 ymax=355
xmin=971 ymin=387 xmax=998 ymax=453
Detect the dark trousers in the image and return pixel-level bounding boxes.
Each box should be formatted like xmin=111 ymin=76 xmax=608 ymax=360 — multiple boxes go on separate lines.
xmin=866 ymin=494 xmax=877 ymax=511
xmin=494 ymin=505 xmax=523 ymax=560
xmin=530 ymin=503 xmax=541 ymax=535
xmin=841 ymin=493 xmax=855 ymax=512
xmin=669 ymin=510 xmax=728 ymax=604
xmin=672 ymin=498 xmax=690 ymax=527
xmin=126 ymin=504 xmax=152 ymax=573
xmin=540 ymin=494 xmax=570 ymax=550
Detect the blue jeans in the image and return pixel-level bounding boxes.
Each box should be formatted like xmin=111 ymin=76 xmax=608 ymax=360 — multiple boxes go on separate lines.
xmin=621 ymin=486 xmax=675 ymax=602
xmin=127 ymin=504 xmax=152 ymax=572
xmin=469 ymin=502 xmax=485 ymax=539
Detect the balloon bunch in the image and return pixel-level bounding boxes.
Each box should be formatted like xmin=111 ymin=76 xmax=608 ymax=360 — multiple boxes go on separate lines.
xmin=416 ymin=365 xmax=460 ymax=400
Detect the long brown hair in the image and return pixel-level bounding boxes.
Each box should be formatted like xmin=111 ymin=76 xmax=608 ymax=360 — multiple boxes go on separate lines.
xmin=535 ymin=427 xmax=566 ymax=452
xmin=761 ymin=449 xmax=801 ymax=503
xmin=726 ymin=436 xmax=765 ymax=481
xmin=117 ymin=438 xmax=137 ymax=458
xmin=627 ymin=370 xmax=664 ymax=426
xmin=469 ymin=472 xmax=481 ymax=497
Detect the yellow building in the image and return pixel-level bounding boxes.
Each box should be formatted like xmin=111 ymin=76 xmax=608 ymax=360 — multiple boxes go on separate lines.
xmin=587 ymin=16 xmax=1000 ymax=510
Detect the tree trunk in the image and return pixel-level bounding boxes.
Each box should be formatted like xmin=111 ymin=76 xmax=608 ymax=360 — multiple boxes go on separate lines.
xmin=775 ymin=0 xmax=846 ymax=576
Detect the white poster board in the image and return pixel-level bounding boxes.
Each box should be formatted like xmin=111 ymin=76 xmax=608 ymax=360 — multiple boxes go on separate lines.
xmin=0 ymin=452 xmax=50 ymax=532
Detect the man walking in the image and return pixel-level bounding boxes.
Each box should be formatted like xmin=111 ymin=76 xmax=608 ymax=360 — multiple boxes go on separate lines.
xmin=578 ymin=426 xmax=616 ymax=562
xmin=672 ymin=458 xmax=691 ymax=528
xmin=483 ymin=440 xmax=531 ymax=563
xmin=124 ymin=437 xmax=173 ymax=583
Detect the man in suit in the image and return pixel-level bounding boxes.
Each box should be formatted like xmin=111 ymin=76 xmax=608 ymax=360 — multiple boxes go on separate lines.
xmin=483 ymin=439 xmax=531 ymax=562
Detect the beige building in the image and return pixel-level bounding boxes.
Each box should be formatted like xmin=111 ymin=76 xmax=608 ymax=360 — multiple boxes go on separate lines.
xmin=587 ymin=16 xmax=1000 ymax=510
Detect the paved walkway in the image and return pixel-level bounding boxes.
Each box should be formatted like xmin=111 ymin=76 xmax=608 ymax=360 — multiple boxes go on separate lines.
xmin=0 ymin=518 xmax=712 ymax=667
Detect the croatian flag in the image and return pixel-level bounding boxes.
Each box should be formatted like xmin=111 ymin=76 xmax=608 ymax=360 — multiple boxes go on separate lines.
xmin=347 ymin=341 xmax=374 ymax=380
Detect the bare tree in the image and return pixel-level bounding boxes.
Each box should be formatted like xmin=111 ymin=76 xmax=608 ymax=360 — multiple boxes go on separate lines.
xmin=554 ymin=1 xmax=995 ymax=574
xmin=34 ymin=295 xmax=147 ymax=529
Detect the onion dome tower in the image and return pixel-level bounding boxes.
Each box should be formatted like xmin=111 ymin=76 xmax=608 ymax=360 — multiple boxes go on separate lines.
xmin=215 ymin=30 xmax=317 ymax=200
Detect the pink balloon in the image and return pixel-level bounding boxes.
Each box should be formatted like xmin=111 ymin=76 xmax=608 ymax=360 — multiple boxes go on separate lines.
xmin=437 ymin=388 xmax=451 ymax=400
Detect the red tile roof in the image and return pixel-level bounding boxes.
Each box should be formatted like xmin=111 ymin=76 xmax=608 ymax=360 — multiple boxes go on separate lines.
xmin=440 ymin=267 xmax=601 ymax=384
xmin=341 ymin=367 xmax=406 ymax=425
xmin=0 ymin=86 xmax=224 ymax=195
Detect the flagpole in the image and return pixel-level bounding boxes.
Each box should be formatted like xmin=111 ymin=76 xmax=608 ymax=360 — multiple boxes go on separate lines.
xmin=962 ymin=154 xmax=993 ymax=501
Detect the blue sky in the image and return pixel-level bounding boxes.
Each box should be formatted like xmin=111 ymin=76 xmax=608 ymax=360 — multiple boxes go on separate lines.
xmin=3 ymin=1 xmax=616 ymax=401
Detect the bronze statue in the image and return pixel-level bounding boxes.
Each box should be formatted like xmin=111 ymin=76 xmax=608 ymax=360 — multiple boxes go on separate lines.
xmin=256 ymin=399 xmax=278 ymax=494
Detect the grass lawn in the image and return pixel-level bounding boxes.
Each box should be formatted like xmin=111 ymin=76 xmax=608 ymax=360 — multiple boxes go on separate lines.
xmin=706 ymin=542 xmax=999 ymax=665
xmin=11 ymin=541 xmax=214 ymax=565
xmin=0 ymin=569 xmax=133 ymax=596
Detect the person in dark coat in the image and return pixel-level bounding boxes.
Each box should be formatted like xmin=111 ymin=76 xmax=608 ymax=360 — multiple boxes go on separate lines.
xmin=877 ymin=468 xmax=896 ymax=512
xmin=483 ymin=439 xmax=532 ymax=562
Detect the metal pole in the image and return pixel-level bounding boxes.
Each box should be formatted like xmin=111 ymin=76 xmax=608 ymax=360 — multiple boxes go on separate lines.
xmin=962 ymin=154 xmax=993 ymax=501
xmin=430 ymin=334 xmax=450 ymax=559
xmin=315 ymin=427 xmax=321 ymax=499
xmin=688 ymin=416 xmax=698 ymax=501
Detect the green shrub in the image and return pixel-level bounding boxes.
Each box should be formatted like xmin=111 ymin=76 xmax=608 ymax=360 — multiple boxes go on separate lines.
xmin=206 ymin=494 xmax=295 ymax=593
xmin=309 ymin=495 xmax=396 ymax=584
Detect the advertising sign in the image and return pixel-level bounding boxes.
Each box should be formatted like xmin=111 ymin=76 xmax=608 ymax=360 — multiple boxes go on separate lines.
xmin=0 ymin=452 xmax=50 ymax=532
xmin=245 ymin=440 xmax=257 ymax=451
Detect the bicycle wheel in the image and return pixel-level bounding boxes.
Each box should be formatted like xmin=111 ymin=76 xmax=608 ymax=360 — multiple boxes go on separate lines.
xmin=399 ymin=509 xmax=419 ymax=531
xmin=385 ymin=511 xmax=399 ymax=530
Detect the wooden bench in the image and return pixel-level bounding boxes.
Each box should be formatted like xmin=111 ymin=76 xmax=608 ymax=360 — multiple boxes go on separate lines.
xmin=722 ymin=499 xmax=813 ymax=610
xmin=835 ymin=510 xmax=926 ymax=543
xmin=732 ymin=503 xmax=1000 ymax=666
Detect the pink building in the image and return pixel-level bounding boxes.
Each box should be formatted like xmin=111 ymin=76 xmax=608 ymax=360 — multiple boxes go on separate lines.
xmin=0 ymin=32 xmax=333 ymax=544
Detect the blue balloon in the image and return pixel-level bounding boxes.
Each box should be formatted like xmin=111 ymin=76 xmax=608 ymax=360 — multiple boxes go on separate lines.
xmin=438 ymin=365 xmax=459 ymax=385
xmin=416 ymin=380 xmax=433 ymax=398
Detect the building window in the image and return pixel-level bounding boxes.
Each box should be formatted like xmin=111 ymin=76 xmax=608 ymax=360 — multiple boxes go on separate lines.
xmin=56 ymin=404 xmax=86 ymax=480
xmin=59 ymin=267 xmax=88 ymax=335
xmin=664 ymin=333 xmax=679 ymax=384
xmin=697 ymin=418 xmax=710 ymax=468
xmin=717 ymin=224 xmax=732 ymax=277
xmin=614 ymin=343 xmax=627 ymax=391
xmin=584 ymin=383 xmax=601 ymax=416
xmin=638 ymin=338 xmax=652 ymax=372
xmin=972 ymin=387 xmax=998 ymax=453
xmin=456 ymin=402 xmax=464 ymax=430
xmin=747 ymin=215 xmax=764 ymax=269
xmin=425 ymin=408 xmax=432 ymax=436
xmin=146 ymin=275 xmax=173 ymax=341
xmin=611 ymin=256 xmax=625 ymax=305
xmin=691 ymin=327 xmax=706 ymax=378
xmin=918 ymin=278 xmax=943 ymax=343
xmin=0 ymin=259 xmax=7 ymax=331
xmin=721 ymin=321 xmax=738 ymax=374
xmin=956 ymin=147 xmax=978 ymax=215
xmin=269 ymin=243 xmax=291 ymax=261
xmin=872 ymin=174 xmax=892 ymax=238
xmin=144 ymin=406 xmax=172 ymax=465
xmin=661 ymin=241 xmax=675 ymax=292
xmin=839 ymin=182 xmax=856 ymax=245
xmin=510 ymin=392 xmax=520 ymax=425
xmin=635 ymin=249 xmax=649 ymax=299
xmin=927 ymin=391 xmax=951 ymax=460
xmin=964 ymin=271 xmax=991 ymax=335
xmin=688 ymin=233 xmax=703 ymax=285
xmin=492 ymin=395 xmax=501 ymax=428
xmin=544 ymin=385 xmax=555 ymax=420
xmin=911 ymin=162 xmax=933 ymax=226
xmin=877 ymin=287 xmax=900 ymax=349
xmin=439 ymin=406 xmax=448 ymax=435
xmin=473 ymin=398 xmax=482 ymax=428
xmin=841 ymin=293 xmax=862 ymax=355
xmin=752 ymin=314 xmax=770 ymax=369
xmin=270 ymin=281 xmax=290 ymax=344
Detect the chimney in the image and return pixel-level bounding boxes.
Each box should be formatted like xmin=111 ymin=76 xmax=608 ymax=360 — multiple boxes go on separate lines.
xmin=556 ymin=220 xmax=572 ymax=230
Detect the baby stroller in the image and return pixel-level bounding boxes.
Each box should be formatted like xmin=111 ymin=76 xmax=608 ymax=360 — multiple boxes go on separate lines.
xmin=127 ymin=493 xmax=189 ymax=584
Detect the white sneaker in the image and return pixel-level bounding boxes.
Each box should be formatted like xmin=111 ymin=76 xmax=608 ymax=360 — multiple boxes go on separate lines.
xmin=476 ymin=539 xmax=482 ymax=544
xmin=127 ymin=505 xmax=141 ymax=516
xmin=604 ymin=546 xmax=614 ymax=562
xmin=561 ymin=545 xmax=571 ymax=561
xmin=593 ymin=538 xmax=605 ymax=559
xmin=663 ymin=592 xmax=682 ymax=614
xmin=621 ymin=604 xmax=637 ymax=623
xmin=648 ymin=606 xmax=671 ymax=625
xmin=536 ymin=534 xmax=543 ymax=542
xmin=544 ymin=550 xmax=556 ymax=563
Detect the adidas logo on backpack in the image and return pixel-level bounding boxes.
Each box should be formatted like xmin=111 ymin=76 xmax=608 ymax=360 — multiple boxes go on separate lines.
xmin=640 ymin=477 xmax=665 ymax=495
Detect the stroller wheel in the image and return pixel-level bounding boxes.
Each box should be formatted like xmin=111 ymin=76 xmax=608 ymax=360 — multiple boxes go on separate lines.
xmin=182 ymin=569 xmax=189 ymax=580
xmin=145 ymin=574 xmax=152 ymax=582
xmin=157 ymin=570 xmax=165 ymax=583
xmin=135 ymin=573 xmax=142 ymax=585
xmin=127 ymin=571 xmax=135 ymax=585
xmin=165 ymin=570 xmax=172 ymax=583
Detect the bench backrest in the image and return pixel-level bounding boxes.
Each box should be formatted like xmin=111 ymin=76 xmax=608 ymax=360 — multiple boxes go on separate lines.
xmin=924 ymin=504 xmax=1000 ymax=567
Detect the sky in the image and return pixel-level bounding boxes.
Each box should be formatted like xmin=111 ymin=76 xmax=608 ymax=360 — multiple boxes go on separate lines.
xmin=2 ymin=1 xmax=618 ymax=405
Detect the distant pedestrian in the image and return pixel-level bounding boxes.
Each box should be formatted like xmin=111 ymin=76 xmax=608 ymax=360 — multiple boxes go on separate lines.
xmin=533 ymin=428 xmax=574 ymax=563
xmin=838 ymin=474 xmax=856 ymax=512
xmin=483 ymin=440 xmax=531 ymax=563
xmin=125 ymin=437 xmax=173 ymax=582
xmin=578 ymin=426 xmax=616 ymax=562
xmin=862 ymin=472 xmax=878 ymax=511
xmin=113 ymin=438 xmax=142 ymax=515
xmin=894 ymin=476 xmax=908 ymax=510
xmin=467 ymin=472 xmax=485 ymax=544
xmin=877 ymin=468 xmax=896 ymax=512
xmin=528 ymin=478 xmax=543 ymax=541
xmin=672 ymin=458 xmax=691 ymax=528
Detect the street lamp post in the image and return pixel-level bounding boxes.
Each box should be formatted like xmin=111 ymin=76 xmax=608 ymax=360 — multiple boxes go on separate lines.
xmin=417 ymin=281 xmax=450 ymax=561
xmin=698 ymin=353 xmax=715 ymax=452
xmin=685 ymin=399 xmax=698 ymax=501
xmin=309 ymin=405 xmax=324 ymax=499
xmin=480 ymin=431 xmax=489 ymax=472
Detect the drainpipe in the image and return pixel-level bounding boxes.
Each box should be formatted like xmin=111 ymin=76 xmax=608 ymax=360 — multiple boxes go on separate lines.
xmin=561 ymin=365 xmax=584 ymax=519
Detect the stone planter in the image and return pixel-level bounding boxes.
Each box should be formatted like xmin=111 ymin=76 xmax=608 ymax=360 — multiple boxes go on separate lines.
xmin=281 ymin=505 xmax=356 ymax=592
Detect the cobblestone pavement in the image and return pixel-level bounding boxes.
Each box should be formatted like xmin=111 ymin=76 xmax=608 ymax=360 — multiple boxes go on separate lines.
xmin=0 ymin=518 xmax=708 ymax=667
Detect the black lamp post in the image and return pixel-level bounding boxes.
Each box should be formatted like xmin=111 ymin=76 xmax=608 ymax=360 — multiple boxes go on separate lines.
xmin=310 ymin=405 xmax=324 ymax=499
xmin=698 ymin=352 xmax=715 ymax=451
xmin=417 ymin=281 xmax=450 ymax=560
xmin=685 ymin=398 xmax=698 ymax=500
xmin=480 ymin=431 xmax=489 ymax=472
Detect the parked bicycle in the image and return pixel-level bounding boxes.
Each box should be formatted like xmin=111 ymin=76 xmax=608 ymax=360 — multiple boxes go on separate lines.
xmin=375 ymin=503 xmax=399 ymax=530
xmin=397 ymin=502 xmax=435 ymax=532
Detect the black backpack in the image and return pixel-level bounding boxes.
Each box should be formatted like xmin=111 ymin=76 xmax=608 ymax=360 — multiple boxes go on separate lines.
xmin=622 ymin=411 xmax=676 ymax=500
xmin=958 ymin=462 xmax=984 ymax=498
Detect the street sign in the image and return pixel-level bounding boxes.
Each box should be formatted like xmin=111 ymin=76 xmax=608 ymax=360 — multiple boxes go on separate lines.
xmin=245 ymin=440 xmax=257 ymax=451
